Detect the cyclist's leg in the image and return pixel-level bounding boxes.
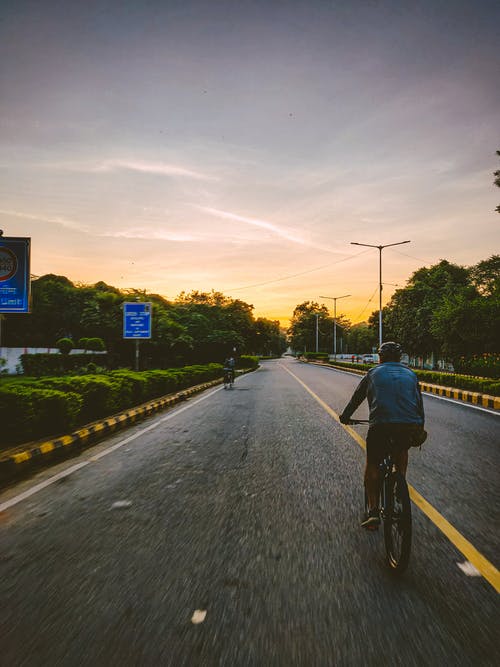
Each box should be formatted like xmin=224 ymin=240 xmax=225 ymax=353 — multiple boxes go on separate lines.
xmin=392 ymin=447 xmax=408 ymax=477
xmin=365 ymin=426 xmax=384 ymax=511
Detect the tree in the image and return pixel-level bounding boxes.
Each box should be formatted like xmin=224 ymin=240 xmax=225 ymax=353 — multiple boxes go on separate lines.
xmin=373 ymin=260 xmax=470 ymax=358
xmin=469 ymin=254 xmax=500 ymax=297
xmin=347 ymin=322 xmax=377 ymax=354
xmin=287 ymin=301 xmax=330 ymax=353
xmin=253 ymin=318 xmax=286 ymax=356
xmin=431 ymin=255 xmax=500 ymax=359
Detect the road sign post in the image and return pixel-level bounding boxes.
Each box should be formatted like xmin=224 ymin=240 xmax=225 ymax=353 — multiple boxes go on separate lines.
xmin=123 ymin=302 xmax=152 ymax=371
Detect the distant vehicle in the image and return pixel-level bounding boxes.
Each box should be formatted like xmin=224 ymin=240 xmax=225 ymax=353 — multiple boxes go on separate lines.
xmin=362 ymin=354 xmax=378 ymax=363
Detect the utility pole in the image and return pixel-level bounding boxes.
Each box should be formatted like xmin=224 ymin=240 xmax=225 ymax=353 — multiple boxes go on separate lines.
xmin=315 ymin=313 xmax=319 ymax=353
xmin=319 ymin=294 xmax=350 ymax=360
xmin=350 ymin=241 xmax=410 ymax=348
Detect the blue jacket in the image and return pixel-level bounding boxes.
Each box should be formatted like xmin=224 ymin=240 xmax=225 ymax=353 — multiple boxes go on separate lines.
xmin=342 ymin=362 xmax=424 ymax=426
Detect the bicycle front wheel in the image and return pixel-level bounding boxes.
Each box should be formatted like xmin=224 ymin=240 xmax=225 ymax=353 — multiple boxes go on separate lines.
xmin=383 ymin=472 xmax=412 ymax=573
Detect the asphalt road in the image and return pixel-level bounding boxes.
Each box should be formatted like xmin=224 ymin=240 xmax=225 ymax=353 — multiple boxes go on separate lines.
xmin=1 ymin=358 xmax=499 ymax=666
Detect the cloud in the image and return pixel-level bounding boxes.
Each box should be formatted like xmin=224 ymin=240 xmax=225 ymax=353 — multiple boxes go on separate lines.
xmin=90 ymin=159 xmax=216 ymax=181
xmin=0 ymin=208 xmax=88 ymax=233
xmin=197 ymin=206 xmax=344 ymax=254
xmin=101 ymin=227 xmax=197 ymax=242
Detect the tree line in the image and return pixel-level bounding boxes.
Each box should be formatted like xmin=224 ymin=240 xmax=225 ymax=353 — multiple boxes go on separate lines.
xmin=288 ymin=255 xmax=499 ymax=374
xmin=2 ymin=275 xmax=286 ymax=368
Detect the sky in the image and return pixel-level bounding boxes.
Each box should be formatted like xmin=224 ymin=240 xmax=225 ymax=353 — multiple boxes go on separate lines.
xmin=1 ymin=0 xmax=499 ymax=326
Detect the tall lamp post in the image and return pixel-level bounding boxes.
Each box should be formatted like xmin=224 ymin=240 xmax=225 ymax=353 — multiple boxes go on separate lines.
xmin=319 ymin=294 xmax=350 ymax=360
xmin=350 ymin=240 xmax=410 ymax=348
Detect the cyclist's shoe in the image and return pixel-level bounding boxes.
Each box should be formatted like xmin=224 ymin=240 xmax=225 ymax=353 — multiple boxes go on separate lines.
xmin=361 ymin=509 xmax=381 ymax=530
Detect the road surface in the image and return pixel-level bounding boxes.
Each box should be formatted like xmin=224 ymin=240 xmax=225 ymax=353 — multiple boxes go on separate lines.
xmin=1 ymin=358 xmax=498 ymax=666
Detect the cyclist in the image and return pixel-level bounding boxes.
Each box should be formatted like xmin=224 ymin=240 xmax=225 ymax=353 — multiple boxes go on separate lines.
xmin=339 ymin=342 xmax=426 ymax=529
xmin=223 ymin=356 xmax=235 ymax=384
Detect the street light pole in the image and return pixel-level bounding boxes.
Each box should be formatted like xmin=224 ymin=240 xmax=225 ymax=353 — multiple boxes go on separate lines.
xmin=350 ymin=240 xmax=410 ymax=348
xmin=315 ymin=313 xmax=319 ymax=353
xmin=319 ymin=294 xmax=350 ymax=360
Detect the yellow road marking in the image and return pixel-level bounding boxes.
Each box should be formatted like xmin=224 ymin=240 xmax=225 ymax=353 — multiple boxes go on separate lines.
xmin=281 ymin=363 xmax=500 ymax=593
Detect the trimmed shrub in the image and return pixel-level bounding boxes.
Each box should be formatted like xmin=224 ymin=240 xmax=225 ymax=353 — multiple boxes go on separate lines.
xmin=324 ymin=360 xmax=500 ymax=396
xmin=238 ymin=355 xmax=259 ymax=369
xmin=78 ymin=337 xmax=90 ymax=351
xmin=0 ymin=385 xmax=82 ymax=447
xmin=0 ymin=362 xmax=243 ymax=449
xmin=304 ymin=352 xmax=329 ymax=361
xmin=56 ymin=337 xmax=74 ymax=354
xmin=86 ymin=337 xmax=106 ymax=352
xmin=37 ymin=375 xmax=130 ymax=422
xmin=20 ymin=353 xmax=109 ymax=376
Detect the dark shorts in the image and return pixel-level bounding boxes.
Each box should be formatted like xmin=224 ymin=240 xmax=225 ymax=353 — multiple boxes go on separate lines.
xmin=366 ymin=423 xmax=425 ymax=465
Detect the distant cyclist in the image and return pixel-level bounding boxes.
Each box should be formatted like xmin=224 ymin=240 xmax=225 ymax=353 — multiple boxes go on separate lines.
xmin=223 ymin=356 xmax=235 ymax=384
xmin=339 ymin=342 xmax=426 ymax=529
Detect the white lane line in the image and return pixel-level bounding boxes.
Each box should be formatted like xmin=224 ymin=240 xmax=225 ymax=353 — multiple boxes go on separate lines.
xmin=422 ymin=392 xmax=500 ymax=416
xmin=0 ymin=382 xmax=235 ymax=513
xmin=0 ymin=462 xmax=91 ymax=513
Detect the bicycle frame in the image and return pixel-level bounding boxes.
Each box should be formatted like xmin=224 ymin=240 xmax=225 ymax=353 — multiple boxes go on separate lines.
xmin=349 ymin=418 xmax=412 ymax=572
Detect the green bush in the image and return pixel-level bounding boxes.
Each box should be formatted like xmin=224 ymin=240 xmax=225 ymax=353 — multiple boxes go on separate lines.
xmin=56 ymin=337 xmax=74 ymax=354
xmin=454 ymin=353 xmax=500 ymax=379
xmin=78 ymin=337 xmax=89 ymax=350
xmin=86 ymin=337 xmax=106 ymax=351
xmin=0 ymin=362 xmax=244 ymax=450
xmin=36 ymin=375 xmax=129 ymax=422
xmin=0 ymin=385 xmax=82 ymax=446
xmin=20 ymin=353 xmax=109 ymax=376
xmin=304 ymin=352 xmax=330 ymax=361
xmin=324 ymin=360 xmax=500 ymax=396
xmin=238 ymin=355 xmax=259 ymax=369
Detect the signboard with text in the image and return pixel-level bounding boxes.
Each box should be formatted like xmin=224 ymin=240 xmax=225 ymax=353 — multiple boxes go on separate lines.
xmin=123 ymin=302 xmax=152 ymax=339
xmin=0 ymin=236 xmax=31 ymax=313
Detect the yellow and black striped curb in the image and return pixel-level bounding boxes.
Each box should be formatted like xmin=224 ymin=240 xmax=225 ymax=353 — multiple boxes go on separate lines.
xmin=302 ymin=360 xmax=500 ymax=410
xmin=0 ymin=370 xmax=255 ymax=485
xmin=418 ymin=382 xmax=500 ymax=409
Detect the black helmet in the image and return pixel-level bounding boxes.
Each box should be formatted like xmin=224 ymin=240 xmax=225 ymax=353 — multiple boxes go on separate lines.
xmin=378 ymin=341 xmax=402 ymax=361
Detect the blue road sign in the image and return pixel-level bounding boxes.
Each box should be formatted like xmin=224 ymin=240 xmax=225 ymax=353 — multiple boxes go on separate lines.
xmin=0 ymin=236 xmax=31 ymax=313
xmin=123 ymin=302 xmax=152 ymax=339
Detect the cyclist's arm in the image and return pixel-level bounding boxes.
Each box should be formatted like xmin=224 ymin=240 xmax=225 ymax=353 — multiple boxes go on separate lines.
xmin=416 ymin=383 xmax=425 ymax=423
xmin=340 ymin=374 xmax=369 ymax=422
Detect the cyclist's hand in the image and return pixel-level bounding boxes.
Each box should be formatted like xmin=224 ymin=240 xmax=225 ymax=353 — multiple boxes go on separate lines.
xmin=339 ymin=413 xmax=349 ymax=425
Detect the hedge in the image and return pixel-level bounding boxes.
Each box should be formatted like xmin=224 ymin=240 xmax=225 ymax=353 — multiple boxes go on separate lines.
xmin=323 ymin=361 xmax=500 ymax=396
xmin=21 ymin=353 xmax=109 ymax=376
xmin=0 ymin=363 xmax=226 ymax=449
xmin=304 ymin=352 xmax=329 ymax=361
xmin=238 ymin=355 xmax=259 ymax=369
xmin=0 ymin=385 xmax=82 ymax=447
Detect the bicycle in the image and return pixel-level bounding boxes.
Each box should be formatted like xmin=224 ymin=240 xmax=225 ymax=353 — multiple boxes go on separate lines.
xmin=223 ymin=368 xmax=234 ymax=389
xmin=349 ymin=418 xmax=412 ymax=573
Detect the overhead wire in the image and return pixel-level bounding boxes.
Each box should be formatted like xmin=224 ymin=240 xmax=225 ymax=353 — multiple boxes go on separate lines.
xmin=227 ymin=248 xmax=372 ymax=292
xmin=354 ymin=285 xmax=379 ymax=322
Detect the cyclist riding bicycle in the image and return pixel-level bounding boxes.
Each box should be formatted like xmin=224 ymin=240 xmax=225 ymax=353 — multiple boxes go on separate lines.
xmin=223 ymin=356 xmax=235 ymax=384
xmin=339 ymin=342 xmax=426 ymax=529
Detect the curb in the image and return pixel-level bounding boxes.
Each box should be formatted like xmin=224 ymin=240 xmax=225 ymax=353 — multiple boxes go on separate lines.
xmin=0 ymin=372 xmax=250 ymax=486
xmin=301 ymin=360 xmax=500 ymax=410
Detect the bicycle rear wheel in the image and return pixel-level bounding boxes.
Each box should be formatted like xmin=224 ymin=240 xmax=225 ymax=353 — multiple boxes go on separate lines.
xmin=383 ymin=472 xmax=411 ymax=572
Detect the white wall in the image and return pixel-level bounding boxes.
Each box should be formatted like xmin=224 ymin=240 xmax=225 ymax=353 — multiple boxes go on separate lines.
xmin=0 ymin=348 xmax=104 ymax=374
